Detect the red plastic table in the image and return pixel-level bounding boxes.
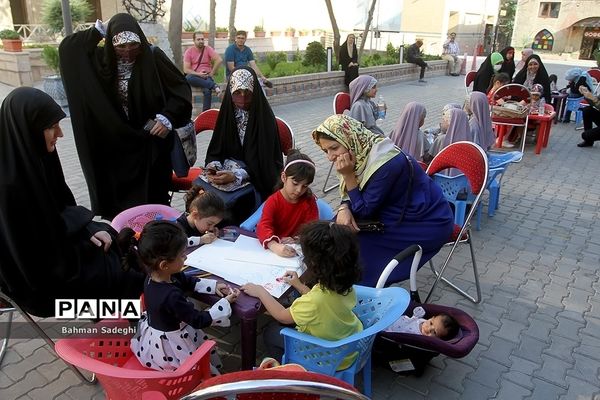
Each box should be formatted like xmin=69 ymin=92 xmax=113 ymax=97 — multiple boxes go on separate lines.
xmin=528 ymin=111 xmax=556 ymax=154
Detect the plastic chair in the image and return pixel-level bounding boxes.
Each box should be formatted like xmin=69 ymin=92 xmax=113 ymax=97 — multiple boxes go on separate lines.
xmin=429 ymin=172 xmax=484 ymax=231
xmin=280 ymin=285 xmax=410 ymax=396
xmin=169 ymin=109 xmax=220 ymax=202
xmin=486 ymin=151 xmax=522 ymax=217
xmin=111 ymin=204 xmax=181 ymax=232
xmin=55 ymin=319 xmax=215 ymax=400
xmin=275 ymin=116 xmax=295 ymax=155
xmin=0 ymin=291 xmax=96 ymax=384
xmin=588 ymin=68 xmax=600 ymax=93
xmin=562 ymin=96 xmax=584 ymax=124
xmin=240 ymin=198 xmax=334 ymax=232
xmin=373 ymin=245 xmax=479 ymax=376
xmin=425 ymin=141 xmax=488 ymax=304
xmin=322 ymin=92 xmax=351 ymax=194
xmin=464 ymin=70 xmax=476 ymax=95
xmin=490 ymin=83 xmax=531 ymax=156
xmin=181 ymin=369 xmax=369 ymax=400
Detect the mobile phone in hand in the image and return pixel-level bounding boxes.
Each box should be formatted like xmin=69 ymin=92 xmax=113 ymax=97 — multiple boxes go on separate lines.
xmin=143 ymin=119 xmax=157 ymax=131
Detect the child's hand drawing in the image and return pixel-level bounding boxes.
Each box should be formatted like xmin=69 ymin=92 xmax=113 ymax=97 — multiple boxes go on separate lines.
xmin=268 ymin=242 xmax=297 ymax=258
xmin=226 ymin=287 xmax=240 ymax=303
xmin=201 ymin=229 xmax=218 ymax=244
xmin=240 ymin=282 xmax=268 ymax=298
xmin=281 ymin=270 xmax=300 ymax=286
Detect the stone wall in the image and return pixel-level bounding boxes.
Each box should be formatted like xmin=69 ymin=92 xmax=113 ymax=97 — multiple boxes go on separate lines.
xmin=190 ymin=60 xmax=449 ymax=116
xmin=0 ymin=50 xmax=33 ymax=86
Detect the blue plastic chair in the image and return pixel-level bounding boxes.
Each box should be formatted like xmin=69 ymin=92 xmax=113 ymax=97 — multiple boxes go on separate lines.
xmin=562 ymin=96 xmax=584 ymax=124
xmin=280 ymin=285 xmax=409 ymax=396
xmin=430 ymin=172 xmax=484 ymax=230
xmin=239 ymin=198 xmax=334 ymax=231
xmin=486 ymin=151 xmax=522 ymax=217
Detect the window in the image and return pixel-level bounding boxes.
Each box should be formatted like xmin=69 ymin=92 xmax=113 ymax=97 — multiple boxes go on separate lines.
xmin=538 ymin=2 xmax=561 ymax=18
xmin=532 ymin=29 xmax=554 ymax=51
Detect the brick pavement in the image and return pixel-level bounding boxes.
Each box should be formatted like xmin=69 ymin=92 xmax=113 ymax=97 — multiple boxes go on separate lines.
xmin=1 ymin=60 xmax=600 ymax=399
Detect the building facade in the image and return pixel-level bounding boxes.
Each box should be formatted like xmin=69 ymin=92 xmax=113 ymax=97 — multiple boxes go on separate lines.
xmin=512 ymin=0 xmax=600 ymax=59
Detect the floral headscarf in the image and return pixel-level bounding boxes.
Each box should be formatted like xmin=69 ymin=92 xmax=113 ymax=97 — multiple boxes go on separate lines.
xmin=230 ymin=68 xmax=254 ymax=94
xmin=112 ymin=31 xmax=141 ymax=46
xmin=312 ymin=114 xmax=398 ymax=198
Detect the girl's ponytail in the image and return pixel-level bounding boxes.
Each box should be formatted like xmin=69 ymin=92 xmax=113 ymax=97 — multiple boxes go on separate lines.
xmin=116 ymin=227 xmax=142 ymax=272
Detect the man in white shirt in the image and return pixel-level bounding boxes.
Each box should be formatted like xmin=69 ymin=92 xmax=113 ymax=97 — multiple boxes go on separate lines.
xmin=442 ymin=32 xmax=461 ymax=76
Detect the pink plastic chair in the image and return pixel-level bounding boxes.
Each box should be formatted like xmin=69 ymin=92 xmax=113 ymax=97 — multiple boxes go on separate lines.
xmin=55 ymin=319 xmax=215 ymax=400
xmin=111 ymin=204 xmax=181 ymax=232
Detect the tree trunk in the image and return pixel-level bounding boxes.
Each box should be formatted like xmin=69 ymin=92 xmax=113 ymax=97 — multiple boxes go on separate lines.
xmin=208 ymin=0 xmax=216 ymax=48
xmin=168 ymin=0 xmax=183 ymax=70
xmin=324 ymin=0 xmax=341 ymax=68
xmin=358 ymin=0 xmax=377 ymax=59
xmin=228 ymin=0 xmax=237 ymax=44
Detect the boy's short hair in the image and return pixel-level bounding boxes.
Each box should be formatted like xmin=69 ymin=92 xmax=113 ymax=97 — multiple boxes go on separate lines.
xmin=493 ymin=72 xmax=511 ymax=84
xmin=235 ymin=30 xmax=247 ymax=38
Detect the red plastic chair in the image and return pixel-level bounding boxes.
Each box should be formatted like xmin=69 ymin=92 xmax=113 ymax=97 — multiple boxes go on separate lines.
xmin=55 ymin=319 xmax=215 ymax=400
xmin=181 ymin=369 xmax=368 ymax=400
xmin=588 ymin=68 xmax=600 ymax=93
xmin=169 ymin=109 xmax=220 ymax=202
xmin=464 ymin=70 xmax=477 ymax=95
xmin=425 ymin=141 xmax=489 ymax=304
xmin=533 ymin=103 xmax=556 ymax=154
xmin=111 ymin=204 xmax=181 ymax=232
xmin=332 ymin=91 xmax=351 ymax=114
xmin=275 ymin=116 xmax=295 ymax=155
xmin=490 ymin=83 xmax=531 ymax=156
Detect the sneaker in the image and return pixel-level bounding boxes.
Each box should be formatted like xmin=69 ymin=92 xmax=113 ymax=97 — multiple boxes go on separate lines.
xmin=258 ymin=357 xmax=280 ymax=370
xmin=418 ymin=79 xmax=427 ymax=83
xmin=577 ymin=141 xmax=593 ymax=147
xmin=502 ymin=140 xmax=515 ymax=148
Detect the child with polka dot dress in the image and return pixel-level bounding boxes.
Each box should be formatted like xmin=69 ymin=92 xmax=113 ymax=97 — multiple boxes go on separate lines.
xmin=118 ymin=220 xmax=239 ymax=372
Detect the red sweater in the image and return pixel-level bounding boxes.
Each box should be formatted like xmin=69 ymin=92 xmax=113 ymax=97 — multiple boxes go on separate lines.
xmin=256 ymin=191 xmax=318 ymax=247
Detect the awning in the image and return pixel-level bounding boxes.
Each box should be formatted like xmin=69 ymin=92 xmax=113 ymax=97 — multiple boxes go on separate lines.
xmin=572 ymin=17 xmax=600 ymax=28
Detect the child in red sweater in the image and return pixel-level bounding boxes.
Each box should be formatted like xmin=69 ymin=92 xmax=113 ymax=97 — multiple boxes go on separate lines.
xmin=257 ymin=150 xmax=318 ymax=257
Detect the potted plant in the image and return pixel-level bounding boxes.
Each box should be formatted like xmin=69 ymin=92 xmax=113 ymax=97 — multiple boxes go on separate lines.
xmin=285 ymin=27 xmax=296 ymax=37
xmin=216 ymin=27 xmax=228 ymax=39
xmin=270 ymin=30 xmax=282 ymax=37
xmin=298 ymin=29 xmax=310 ymax=37
xmin=41 ymin=45 xmax=68 ymax=108
xmin=254 ymin=25 xmax=265 ymax=38
xmin=0 ymin=29 xmax=23 ymax=52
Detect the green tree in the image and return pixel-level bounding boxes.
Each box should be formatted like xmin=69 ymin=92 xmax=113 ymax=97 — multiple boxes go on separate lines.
xmin=42 ymin=0 xmax=92 ymax=32
xmin=303 ymin=41 xmax=327 ymax=67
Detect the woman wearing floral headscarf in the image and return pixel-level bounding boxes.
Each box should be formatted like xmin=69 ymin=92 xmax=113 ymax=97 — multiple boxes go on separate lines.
xmin=348 ymin=75 xmax=385 ymax=136
xmin=201 ymin=66 xmax=283 ymax=224
xmin=389 ymin=102 xmax=429 ymax=161
xmin=59 ymin=13 xmax=192 ymax=219
xmin=312 ymin=115 xmax=453 ymax=287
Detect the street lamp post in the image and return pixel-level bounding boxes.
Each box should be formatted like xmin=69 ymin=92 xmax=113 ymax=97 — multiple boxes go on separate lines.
xmin=61 ymin=0 xmax=73 ymax=35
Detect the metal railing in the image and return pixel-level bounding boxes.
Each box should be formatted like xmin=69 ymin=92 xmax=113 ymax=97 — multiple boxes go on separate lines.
xmin=14 ymin=23 xmax=95 ymax=43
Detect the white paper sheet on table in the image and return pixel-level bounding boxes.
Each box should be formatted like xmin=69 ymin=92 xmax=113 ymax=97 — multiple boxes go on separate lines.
xmin=185 ymin=236 xmax=304 ymax=298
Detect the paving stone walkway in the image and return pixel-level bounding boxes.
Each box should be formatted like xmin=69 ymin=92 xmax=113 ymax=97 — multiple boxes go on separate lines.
xmin=1 ymin=60 xmax=599 ymax=399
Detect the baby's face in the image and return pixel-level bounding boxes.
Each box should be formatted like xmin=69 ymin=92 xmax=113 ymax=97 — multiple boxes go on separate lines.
xmin=420 ymin=315 xmax=449 ymax=338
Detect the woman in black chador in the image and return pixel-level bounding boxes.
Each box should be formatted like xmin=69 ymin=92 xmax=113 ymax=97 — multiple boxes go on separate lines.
xmin=59 ymin=13 xmax=192 ymax=219
xmin=339 ymin=34 xmax=359 ymax=87
xmin=0 ymin=88 xmax=144 ymax=317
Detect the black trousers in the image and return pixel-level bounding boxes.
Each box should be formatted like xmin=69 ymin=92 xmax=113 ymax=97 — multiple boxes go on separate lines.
xmin=581 ymin=106 xmax=600 ymax=144
xmin=408 ymin=58 xmax=428 ymax=79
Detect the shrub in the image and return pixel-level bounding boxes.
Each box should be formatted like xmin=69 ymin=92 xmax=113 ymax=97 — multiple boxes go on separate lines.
xmin=593 ymin=49 xmax=600 ymax=68
xmin=216 ymin=27 xmax=228 ymax=32
xmin=266 ymin=51 xmax=287 ymax=70
xmin=254 ymin=25 xmax=264 ymax=32
xmin=303 ymin=41 xmax=326 ymax=67
xmin=42 ymin=0 xmax=92 ymax=32
xmin=42 ymin=45 xmax=60 ymax=74
xmin=0 ymin=29 xmax=20 ymax=40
